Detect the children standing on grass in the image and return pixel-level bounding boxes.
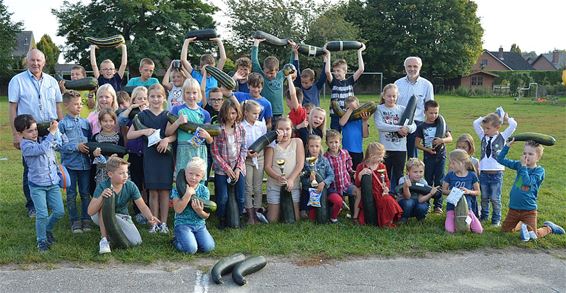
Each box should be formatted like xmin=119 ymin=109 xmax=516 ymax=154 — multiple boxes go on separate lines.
xmin=58 ymin=90 xmax=92 ymax=233
xmin=264 ymin=118 xmax=305 ymax=223
xmin=211 ymin=99 xmax=247 ymax=229
xmin=88 ymin=157 xmax=159 ymax=254
xmin=127 ymin=84 xmax=176 ymax=234
xmin=396 ymin=158 xmax=437 ymax=223
xmin=442 ymin=149 xmax=483 ymax=234
xmin=415 ymin=100 xmax=452 ymax=214
xmin=473 ymin=112 xmax=517 ymax=226
xmin=354 ymin=142 xmax=403 ymax=227
xmin=324 ymin=129 xmax=357 ymax=217
xmin=375 ymin=83 xmax=416 ymax=194
xmin=324 ymin=45 xmax=366 ymax=131
xmin=90 ymin=44 xmax=127 ymax=91
xmin=242 ymin=100 xmax=268 ymax=225
xmin=497 ymin=139 xmax=564 ymax=241
xmin=16 ymin=114 xmax=65 ymax=253
xmin=340 ymin=96 xmax=370 ymax=170
xmin=171 ymin=157 xmax=215 ymax=254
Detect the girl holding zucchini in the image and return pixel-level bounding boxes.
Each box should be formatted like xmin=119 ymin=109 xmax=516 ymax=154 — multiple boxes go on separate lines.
xmin=211 ymin=99 xmax=248 ymax=229
xmin=171 ymin=157 xmax=215 ymax=254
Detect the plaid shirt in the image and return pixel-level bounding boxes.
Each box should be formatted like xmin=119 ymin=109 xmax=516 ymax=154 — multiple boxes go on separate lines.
xmin=324 ymin=149 xmax=353 ymax=195
xmin=211 ymin=123 xmax=247 ymax=176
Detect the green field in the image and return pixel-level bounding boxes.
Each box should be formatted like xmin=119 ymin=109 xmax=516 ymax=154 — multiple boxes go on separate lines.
xmin=0 ymin=95 xmax=565 ymax=264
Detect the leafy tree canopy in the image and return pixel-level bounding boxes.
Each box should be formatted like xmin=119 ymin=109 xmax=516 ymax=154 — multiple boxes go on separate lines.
xmin=0 ymin=0 xmax=23 ymax=76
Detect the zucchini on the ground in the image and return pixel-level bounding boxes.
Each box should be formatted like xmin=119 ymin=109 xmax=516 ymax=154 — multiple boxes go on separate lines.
xmin=225 ymin=184 xmax=240 ymax=228
xmin=210 ymin=253 xmax=246 ymax=284
xmin=232 ymin=255 xmax=267 ymax=286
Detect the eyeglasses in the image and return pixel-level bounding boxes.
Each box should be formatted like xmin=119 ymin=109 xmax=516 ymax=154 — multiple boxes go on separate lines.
xmin=101 ymin=68 xmax=115 ymax=71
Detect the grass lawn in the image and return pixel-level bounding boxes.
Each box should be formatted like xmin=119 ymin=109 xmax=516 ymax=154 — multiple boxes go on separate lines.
xmin=0 ymin=94 xmax=565 ymax=264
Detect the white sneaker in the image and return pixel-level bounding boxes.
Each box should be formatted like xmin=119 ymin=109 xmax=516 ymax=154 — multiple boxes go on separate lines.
xmin=159 ymin=223 xmax=169 ymax=234
xmin=99 ymin=237 xmax=111 ymax=254
xmin=148 ymin=224 xmax=159 ymax=233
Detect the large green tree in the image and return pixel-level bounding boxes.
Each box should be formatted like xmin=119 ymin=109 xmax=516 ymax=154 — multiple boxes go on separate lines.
xmin=0 ymin=0 xmax=23 ymax=76
xmin=53 ymin=0 xmax=217 ymax=75
xmin=36 ymin=34 xmax=60 ymax=74
xmin=346 ymin=0 xmax=483 ymax=81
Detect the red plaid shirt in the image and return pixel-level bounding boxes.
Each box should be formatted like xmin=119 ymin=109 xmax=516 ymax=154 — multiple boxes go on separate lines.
xmin=211 ymin=123 xmax=247 ymax=176
xmin=324 ymin=149 xmax=353 ymax=195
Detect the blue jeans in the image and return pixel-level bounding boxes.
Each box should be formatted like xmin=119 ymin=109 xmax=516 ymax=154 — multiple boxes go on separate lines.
xmin=22 ymin=157 xmax=34 ymax=212
xmin=29 ymin=184 xmax=65 ymax=242
xmin=424 ymin=154 xmax=446 ymax=209
xmin=214 ymin=173 xmax=245 ymax=219
xmin=330 ymin=115 xmax=342 ymax=132
xmin=406 ymin=121 xmax=422 ymax=159
xmin=67 ymin=169 xmax=91 ymax=223
xmin=174 ymin=224 xmax=215 ymax=254
xmin=479 ymin=171 xmax=503 ymax=224
xmin=398 ymin=198 xmax=429 ymax=220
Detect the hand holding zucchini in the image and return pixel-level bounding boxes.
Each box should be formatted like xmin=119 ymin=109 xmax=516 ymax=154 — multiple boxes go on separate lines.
xmin=210 ymin=253 xmax=247 ymax=284
xmin=85 ymin=142 xmax=127 ymax=156
xmin=59 ymin=77 xmax=98 ymax=91
xmin=398 ymin=95 xmax=416 ymax=126
xmin=205 ymin=66 xmax=236 ymax=90
xmin=166 ymin=113 xmax=221 ymax=136
xmin=508 ymin=132 xmax=556 ymax=146
xmin=175 ymin=169 xmax=217 ymax=213
xmin=253 ymin=31 xmax=288 ymax=46
xmin=331 ymin=100 xmax=376 ymax=121
xmin=297 ymin=44 xmax=324 ymax=57
xmin=86 ymin=35 xmax=125 ymax=48
xmin=282 ymin=63 xmax=296 ymax=77
xmin=325 ymin=41 xmax=363 ymax=52
xmin=232 ymin=256 xmax=267 ymax=286
xmin=185 ymin=28 xmax=220 ymax=41
xmin=248 ymin=131 xmax=277 ymax=154
xmin=102 ymin=192 xmax=134 ymax=249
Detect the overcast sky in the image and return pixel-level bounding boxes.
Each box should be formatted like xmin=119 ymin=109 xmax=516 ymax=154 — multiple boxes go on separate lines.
xmin=5 ymin=0 xmax=566 ymax=63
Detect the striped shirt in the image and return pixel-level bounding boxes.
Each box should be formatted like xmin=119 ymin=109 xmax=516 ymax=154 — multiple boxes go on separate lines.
xmin=324 ymin=149 xmax=353 ymax=195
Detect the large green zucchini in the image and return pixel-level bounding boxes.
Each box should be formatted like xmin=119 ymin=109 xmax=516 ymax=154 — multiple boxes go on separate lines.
xmin=86 ymin=35 xmax=125 ymax=48
xmin=210 ymin=253 xmax=246 ymax=284
xmin=434 ymin=114 xmax=446 ymax=150
xmin=166 ymin=112 xmax=221 ymax=136
xmin=185 ymin=28 xmax=220 ymax=40
xmin=280 ymin=186 xmax=296 ymax=224
xmin=225 ymin=183 xmax=241 ymax=228
xmin=361 ymin=174 xmax=378 ymax=226
xmin=297 ymin=44 xmax=324 ymax=57
xmin=37 ymin=122 xmax=52 ymax=137
xmin=205 ymin=66 xmax=236 ymax=90
xmin=60 ymin=77 xmax=98 ymax=91
xmin=232 ymin=255 xmax=267 ymax=286
xmin=127 ymin=107 xmax=141 ymax=120
xmin=248 ymin=131 xmax=277 ymax=153
xmin=325 ymin=41 xmax=363 ymax=51
xmin=85 ymin=142 xmax=127 ymax=156
xmin=331 ymin=100 xmax=377 ymax=121
xmin=253 ymin=31 xmax=288 ymax=46
xmin=509 ymin=132 xmax=556 ymax=146
xmin=175 ymin=169 xmax=217 ymax=213
xmin=102 ymin=192 xmax=133 ymax=249
xmin=398 ymin=95 xmax=416 ymax=126
xmin=282 ymin=63 xmax=296 ymax=77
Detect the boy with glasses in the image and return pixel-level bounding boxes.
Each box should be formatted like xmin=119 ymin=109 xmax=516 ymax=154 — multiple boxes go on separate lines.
xmin=90 ymin=44 xmax=128 ymax=91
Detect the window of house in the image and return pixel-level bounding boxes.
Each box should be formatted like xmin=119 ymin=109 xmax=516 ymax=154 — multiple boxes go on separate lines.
xmin=480 ymin=59 xmax=488 ymax=66
xmin=471 ymin=76 xmax=484 ymax=86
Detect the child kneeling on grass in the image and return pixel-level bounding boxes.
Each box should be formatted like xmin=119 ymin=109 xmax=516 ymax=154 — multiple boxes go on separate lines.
xmin=497 ymin=139 xmax=564 ymax=241
xmin=171 ymin=157 xmax=215 ymax=254
xmin=396 ymin=158 xmax=438 ymax=223
xmin=87 ymin=157 xmax=159 ymax=254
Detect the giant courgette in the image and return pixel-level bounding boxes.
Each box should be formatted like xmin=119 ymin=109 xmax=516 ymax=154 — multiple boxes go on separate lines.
xmin=86 ymin=35 xmax=125 ymax=48
xmin=253 ymin=31 xmax=288 ymax=46
xmin=330 ymin=100 xmax=376 ymax=121
xmin=37 ymin=122 xmax=52 ymax=137
xmin=167 ymin=113 xmax=221 ymax=137
xmin=102 ymin=191 xmax=133 ymax=249
xmin=210 ymin=253 xmax=246 ymax=284
xmin=61 ymin=77 xmax=98 ymax=91
xmin=360 ymin=174 xmax=378 ymax=226
xmin=232 ymin=255 xmax=267 ymax=286
xmin=176 ymin=169 xmax=217 ymax=213
xmin=225 ymin=182 xmax=241 ymax=228
xmin=185 ymin=29 xmax=220 ymax=41
xmin=297 ymin=44 xmax=324 ymax=57
xmin=85 ymin=142 xmax=127 ymax=156
xmin=509 ymin=132 xmax=556 ymax=146
xmin=398 ymin=95 xmax=416 ymax=126
xmin=280 ymin=186 xmax=296 ymax=224
xmin=325 ymin=41 xmax=363 ymax=52
xmin=128 ymin=107 xmax=141 ymax=120
xmin=248 ymin=131 xmax=277 ymax=153
xmin=205 ymin=66 xmax=236 ymax=90
xmin=434 ymin=114 xmax=446 ymax=151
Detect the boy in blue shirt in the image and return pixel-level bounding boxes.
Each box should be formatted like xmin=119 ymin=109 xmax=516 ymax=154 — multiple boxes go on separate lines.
xmin=289 ymin=41 xmax=327 ymax=107
xmin=497 ymin=139 xmax=564 ymax=241
xmin=90 ymin=44 xmax=127 ymax=91
xmin=126 ymin=58 xmax=160 ymax=87
xmin=58 ymin=90 xmax=92 ymax=233
xmin=339 ymin=96 xmax=370 ymax=170
xmin=15 ymin=114 xmax=65 ymax=253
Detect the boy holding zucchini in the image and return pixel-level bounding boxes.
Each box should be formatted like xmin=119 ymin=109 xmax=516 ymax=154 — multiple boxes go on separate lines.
xmin=90 ymin=44 xmax=128 ymax=91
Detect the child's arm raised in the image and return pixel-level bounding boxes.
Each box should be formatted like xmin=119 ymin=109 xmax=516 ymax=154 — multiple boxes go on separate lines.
xmin=162 ymin=61 xmax=174 ymax=91
xmin=117 ymin=44 xmax=127 ymax=79
xmin=212 ymin=37 xmax=227 ymax=70
xmin=472 ymin=116 xmax=484 ymax=137
xmin=289 ymin=41 xmax=301 ymax=87
xmin=251 ymin=38 xmax=264 ymax=74
xmin=339 ymin=105 xmax=353 ymax=127
xmin=90 ymin=45 xmax=100 ymax=79
xmin=353 ymin=43 xmax=366 ymax=81
xmin=501 ymin=113 xmax=518 ymax=139
xmin=181 ymin=37 xmax=196 ymax=74
xmin=316 ymin=52 xmax=329 ymax=90
xmin=286 ymin=75 xmax=299 ymax=110
xmin=21 ymin=122 xmax=59 ymax=156
xmin=201 ymin=66 xmax=208 ymax=107
xmin=323 ymin=48 xmax=332 ymax=83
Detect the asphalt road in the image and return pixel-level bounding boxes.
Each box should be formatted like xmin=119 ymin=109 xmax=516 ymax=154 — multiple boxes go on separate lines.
xmin=1 ymin=249 xmax=565 ymax=292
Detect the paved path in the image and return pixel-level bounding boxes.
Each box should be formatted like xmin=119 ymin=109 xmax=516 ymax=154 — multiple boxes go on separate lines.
xmin=1 ymin=249 xmax=565 ymax=292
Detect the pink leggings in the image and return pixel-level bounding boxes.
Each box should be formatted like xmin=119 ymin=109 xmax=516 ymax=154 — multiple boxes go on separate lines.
xmin=445 ymin=210 xmax=483 ymax=234
xmin=309 ymin=193 xmax=343 ymax=220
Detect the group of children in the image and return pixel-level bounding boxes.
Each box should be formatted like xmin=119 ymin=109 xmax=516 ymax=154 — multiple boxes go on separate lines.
xmin=16 ymin=36 xmax=563 ymax=255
